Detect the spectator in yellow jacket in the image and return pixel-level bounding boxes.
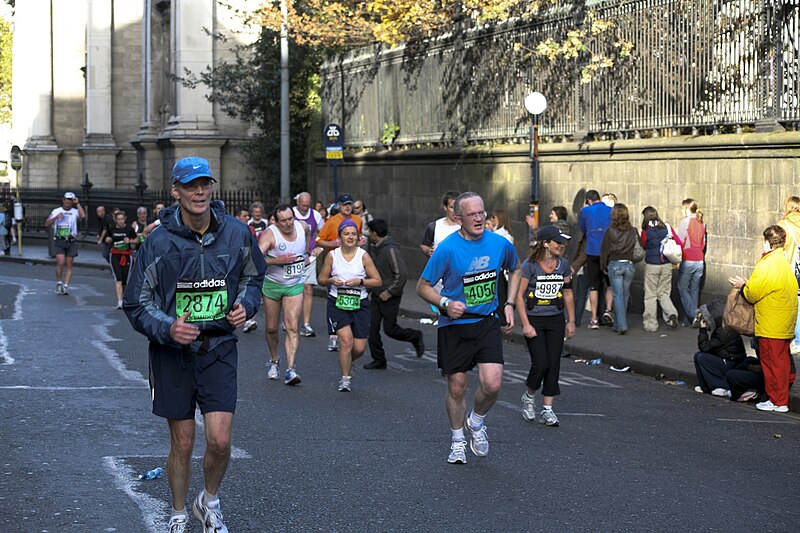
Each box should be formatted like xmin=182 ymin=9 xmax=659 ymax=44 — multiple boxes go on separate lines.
xmin=729 ymin=225 xmax=798 ymax=413
xmin=777 ymin=196 xmax=800 ymax=355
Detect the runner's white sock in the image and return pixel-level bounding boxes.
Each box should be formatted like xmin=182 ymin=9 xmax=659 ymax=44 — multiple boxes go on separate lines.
xmin=468 ymin=411 xmax=485 ymax=429
xmin=523 ymin=392 xmax=535 ymax=402
xmin=451 ymin=428 xmax=465 ymax=441
xmin=202 ymin=490 xmax=218 ymax=506
xmin=543 ymin=405 xmax=553 ymax=411
xmin=171 ymin=507 xmax=187 ymax=517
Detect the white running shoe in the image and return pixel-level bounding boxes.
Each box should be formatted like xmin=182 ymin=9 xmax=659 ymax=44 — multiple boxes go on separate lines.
xmin=192 ymin=491 xmax=228 ymax=533
xmin=338 ymin=376 xmax=351 ymax=392
xmin=242 ymin=319 xmax=257 ymax=333
xmin=447 ymin=440 xmax=467 ymax=464
xmin=539 ymin=408 xmax=560 ymax=426
xmin=711 ymin=388 xmax=731 ymax=398
xmin=756 ymin=400 xmax=789 ymax=413
xmin=327 ymin=336 xmax=338 ymax=352
xmin=464 ymin=419 xmax=489 ymax=457
xmin=56 ymin=282 xmax=63 ymax=295
xmin=299 ymin=323 xmax=316 ymax=337
xmin=267 ymin=361 xmax=279 ymax=380
xmin=167 ymin=513 xmax=188 ymax=533
xmin=522 ymin=393 xmax=536 ymax=421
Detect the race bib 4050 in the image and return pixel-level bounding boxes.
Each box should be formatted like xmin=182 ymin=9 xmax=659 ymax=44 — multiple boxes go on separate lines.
xmin=462 ymin=269 xmax=497 ymax=307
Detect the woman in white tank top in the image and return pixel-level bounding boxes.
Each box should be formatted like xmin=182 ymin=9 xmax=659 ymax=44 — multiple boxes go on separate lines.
xmin=318 ymin=219 xmax=382 ymax=392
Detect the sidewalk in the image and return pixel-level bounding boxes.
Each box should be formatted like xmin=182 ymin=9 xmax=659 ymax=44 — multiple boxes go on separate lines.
xmin=4 ymin=240 xmax=798 ymax=410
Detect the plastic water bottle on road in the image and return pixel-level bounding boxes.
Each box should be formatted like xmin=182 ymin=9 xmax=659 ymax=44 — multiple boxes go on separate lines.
xmin=138 ymin=467 xmax=163 ymax=480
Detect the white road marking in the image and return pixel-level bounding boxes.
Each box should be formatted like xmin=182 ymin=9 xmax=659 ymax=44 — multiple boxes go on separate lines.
xmin=716 ymin=418 xmax=799 ymax=425
xmin=495 ymin=399 xmax=605 ymax=416
xmin=103 ymin=456 xmax=168 ymax=533
xmin=0 ymin=325 xmax=13 ymax=365
xmin=0 ymin=385 xmax=146 ymax=390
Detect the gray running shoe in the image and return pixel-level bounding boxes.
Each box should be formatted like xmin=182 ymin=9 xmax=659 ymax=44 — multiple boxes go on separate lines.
xmin=284 ymin=368 xmax=301 ymax=386
xmin=242 ymin=319 xmax=257 ymax=333
xmin=539 ymin=408 xmax=560 ymax=426
xmin=327 ymin=336 xmax=338 ymax=351
xmin=56 ymin=283 xmax=63 ymax=295
xmin=192 ymin=492 xmax=228 ymax=533
xmin=168 ymin=513 xmax=188 ymax=533
xmin=464 ymin=420 xmax=489 ymax=457
xmin=338 ymin=376 xmax=351 ymax=392
xmin=61 ymin=284 xmax=70 ymax=295
xmin=447 ymin=440 xmax=467 ymax=464
xmin=521 ymin=393 xmax=536 ymax=421
xmin=299 ymin=323 xmax=316 ymax=337
xmin=267 ymin=361 xmax=279 ymax=380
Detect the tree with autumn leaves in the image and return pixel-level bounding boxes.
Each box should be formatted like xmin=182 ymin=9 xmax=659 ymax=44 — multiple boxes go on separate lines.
xmin=201 ymin=1 xmax=631 ymax=191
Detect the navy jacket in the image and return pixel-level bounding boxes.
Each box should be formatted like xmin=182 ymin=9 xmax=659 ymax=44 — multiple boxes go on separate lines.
xmin=123 ymin=201 xmax=266 ymax=352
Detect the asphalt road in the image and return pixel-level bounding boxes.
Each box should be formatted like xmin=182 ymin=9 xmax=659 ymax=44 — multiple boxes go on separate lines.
xmin=1 ymin=261 xmax=799 ymax=532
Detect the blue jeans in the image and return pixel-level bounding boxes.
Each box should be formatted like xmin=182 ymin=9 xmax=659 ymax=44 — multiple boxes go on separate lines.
xmin=678 ymin=260 xmax=704 ymax=323
xmin=608 ymin=260 xmax=635 ymax=331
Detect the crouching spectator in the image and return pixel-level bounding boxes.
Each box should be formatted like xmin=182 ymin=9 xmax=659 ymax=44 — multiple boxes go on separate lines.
xmin=693 ymin=299 xmax=747 ymax=397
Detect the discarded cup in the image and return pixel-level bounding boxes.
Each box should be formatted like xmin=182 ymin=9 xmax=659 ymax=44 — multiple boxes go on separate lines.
xmin=138 ymin=467 xmax=163 ymax=480
xmin=419 ymin=318 xmax=433 ymax=325
xmin=574 ymin=359 xmax=587 ymax=363
xmin=610 ymin=366 xmax=630 ymax=372
xmin=588 ymin=358 xmax=602 ymax=365
xmin=664 ymin=380 xmax=686 ymax=385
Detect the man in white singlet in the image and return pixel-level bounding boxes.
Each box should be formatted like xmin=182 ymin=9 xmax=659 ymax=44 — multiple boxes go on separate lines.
xmin=293 ymin=192 xmax=324 ymax=338
xmin=258 ymin=204 xmax=319 ymax=385
xmin=420 ymin=191 xmax=461 ymax=258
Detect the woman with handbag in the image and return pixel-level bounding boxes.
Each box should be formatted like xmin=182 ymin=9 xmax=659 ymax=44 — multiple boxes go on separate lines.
xmin=600 ymin=203 xmax=641 ymax=335
xmin=640 ymin=206 xmax=682 ymax=332
xmin=729 ymin=225 xmax=798 ymax=412
xmin=677 ymin=199 xmax=707 ymax=327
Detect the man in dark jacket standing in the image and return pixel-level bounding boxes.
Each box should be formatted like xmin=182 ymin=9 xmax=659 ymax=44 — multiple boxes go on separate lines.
xmin=364 ymin=219 xmax=425 ymax=369
xmin=124 ymin=157 xmax=266 ymax=533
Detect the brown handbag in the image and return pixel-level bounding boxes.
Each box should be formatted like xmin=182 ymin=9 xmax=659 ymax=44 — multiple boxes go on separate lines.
xmin=722 ymin=287 xmax=755 ymax=336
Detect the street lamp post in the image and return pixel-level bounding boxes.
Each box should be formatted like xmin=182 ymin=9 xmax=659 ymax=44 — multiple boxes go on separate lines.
xmin=524 ymin=92 xmax=547 ymax=240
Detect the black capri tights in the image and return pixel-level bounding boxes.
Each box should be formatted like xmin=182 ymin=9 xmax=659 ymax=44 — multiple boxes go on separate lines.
xmin=523 ymin=313 xmax=566 ymax=397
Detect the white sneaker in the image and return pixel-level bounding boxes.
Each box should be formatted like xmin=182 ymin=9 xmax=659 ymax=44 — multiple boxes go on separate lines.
xmin=242 ymin=319 xmax=257 ymax=333
xmin=61 ymin=284 xmax=70 ymax=295
xmin=464 ymin=419 xmax=489 ymax=457
xmin=338 ymin=376 xmax=351 ymax=392
xmin=447 ymin=440 xmax=467 ymax=464
xmin=192 ymin=491 xmax=228 ymax=533
xmin=756 ymin=400 xmax=789 ymax=413
xmin=521 ymin=393 xmax=536 ymax=421
xmin=299 ymin=323 xmax=316 ymax=337
xmin=56 ymin=282 xmax=63 ymax=295
xmin=711 ymin=388 xmax=731 ymax=398
xmin=539 ymin=408 xmax=560 ymax=426
xmin=694 ymin=386 xmax=704 ymax=394
xmin=284 ymin=368 xmax=301 ymax=385
xmin=267 ymin=361 xmax=279 ymax=380
xmin=791 ymin=342 xmax=800 ymax=356
xmin=167 ymin=513 xmax=188 ymax=533
xmin=327 ymin=336 xmax=338 ymax=352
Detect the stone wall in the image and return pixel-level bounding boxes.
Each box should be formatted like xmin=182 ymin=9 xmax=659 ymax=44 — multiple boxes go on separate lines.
xmin=309 ymin=132 xmax=800 ymax=311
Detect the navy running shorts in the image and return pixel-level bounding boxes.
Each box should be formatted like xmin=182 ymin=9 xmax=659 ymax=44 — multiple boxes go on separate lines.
xmin=148 ymin=339 xmax=238 ymax=420
xmin=326 ymin=296 xmax=371 ymax=339
xmin=437 ymin=316 xmax=504 ymax=375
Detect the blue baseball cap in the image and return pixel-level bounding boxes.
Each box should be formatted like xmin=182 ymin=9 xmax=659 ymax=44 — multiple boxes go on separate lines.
xmin=171 ymin=157 xmax=216 ymax=184
xmin=338 ymin=194 xmax=354 ymax=204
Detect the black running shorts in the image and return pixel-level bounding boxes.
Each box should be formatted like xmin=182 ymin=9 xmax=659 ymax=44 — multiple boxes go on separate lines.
xmin=148 ymin=339 xmax=238 ymax=420
xmin=326 ymin=296 xmax=371 ymax=338
xmin=437 ymin=316 xmax=504 ymax=375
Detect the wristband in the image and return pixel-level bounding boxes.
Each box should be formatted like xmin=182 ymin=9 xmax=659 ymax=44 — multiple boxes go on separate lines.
xmin=439 ymin=296 xmax=451 ymax=312
xmin=504 ymin=301 xmax=516 ymax=310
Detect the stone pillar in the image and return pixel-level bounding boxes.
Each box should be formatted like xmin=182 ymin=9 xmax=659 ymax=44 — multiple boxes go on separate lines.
xmin=133 ymin=0 xmax=168 ymax=191
xmin=79 ymin=0 xmax=120 ymax=188
xmin=12 ymin=0 xmax=61 ymax=187
xmin=163 ymin=0 xmax=217 ymax=136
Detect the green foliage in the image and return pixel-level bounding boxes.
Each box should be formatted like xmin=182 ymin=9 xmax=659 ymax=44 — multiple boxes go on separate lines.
xmin=0 ymin=17 xmax=11 ymax=125
xmin=183 ymin=27 xmax=325 ymax=196
xmin=380 ymin=118 xmax=400 ymax=145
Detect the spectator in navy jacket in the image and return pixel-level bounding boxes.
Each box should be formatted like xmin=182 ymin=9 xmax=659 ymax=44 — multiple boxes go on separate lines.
xmin=578 ymin=190 xmax=612 ymax=330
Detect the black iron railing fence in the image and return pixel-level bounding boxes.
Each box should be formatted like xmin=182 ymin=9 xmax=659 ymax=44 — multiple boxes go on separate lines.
xmin=0 ymin=187 xmax=266 ymax=235
xmin=321 ymin=0 xmax=800 ymax=147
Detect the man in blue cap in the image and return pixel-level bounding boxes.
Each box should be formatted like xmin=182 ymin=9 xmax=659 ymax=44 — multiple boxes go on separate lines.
xmin=124 ymin=156 xmax=266 ymax=533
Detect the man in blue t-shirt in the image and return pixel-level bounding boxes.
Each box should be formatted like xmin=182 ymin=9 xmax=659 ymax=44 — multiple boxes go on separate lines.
xmin=578 ymin=189 xmax=612 ymax=329
xmin=416 ymin=192 xmax=521 ymax=465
